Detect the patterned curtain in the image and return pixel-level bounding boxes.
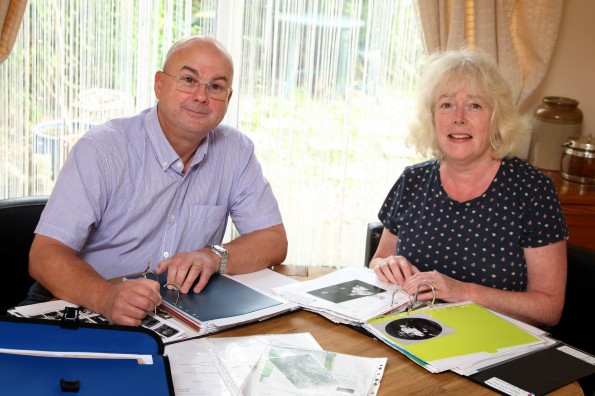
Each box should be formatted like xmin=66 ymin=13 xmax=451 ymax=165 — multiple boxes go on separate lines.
xmin=412 ymin=0 xmax=564 ymax=107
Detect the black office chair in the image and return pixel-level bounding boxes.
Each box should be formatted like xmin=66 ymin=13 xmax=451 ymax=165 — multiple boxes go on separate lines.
xmin=0 ymin=196 xmax=48 ymax=315
xmin=364 ymin=221 xmax=383 ymax=267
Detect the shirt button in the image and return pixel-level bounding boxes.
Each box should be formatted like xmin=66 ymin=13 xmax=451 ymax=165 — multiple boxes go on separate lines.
xmin=170 ymin=214 xmax=176 ymax=221
xmin=162 ymin=161 xmax=168 ymax=167
xmin=163 ymin=251 xmax=170 ymax=258
xmin=176 ymin=162 xmax=183 ymax=168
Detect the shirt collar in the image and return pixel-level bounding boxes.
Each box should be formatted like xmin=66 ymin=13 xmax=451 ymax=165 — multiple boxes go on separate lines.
xmin=146 ymin=105 xmax=210 ymax=172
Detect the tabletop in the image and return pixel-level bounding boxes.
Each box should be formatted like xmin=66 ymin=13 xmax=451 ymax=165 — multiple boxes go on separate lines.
xmin=210 ymin=303 xmax=584 ymax=396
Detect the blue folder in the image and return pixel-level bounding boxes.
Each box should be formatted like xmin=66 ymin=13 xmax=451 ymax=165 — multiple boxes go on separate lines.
xmin=159 ymin=273 xmax=282 ymax=322
xmin=0 ymin=314 xmax=174 ymax=395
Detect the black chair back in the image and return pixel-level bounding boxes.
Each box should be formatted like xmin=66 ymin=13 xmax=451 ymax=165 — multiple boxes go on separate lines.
xmin=0 ymin=196 xmax=48 ymax=314
xmin=364 ymin=222 xmax=383 ymax=267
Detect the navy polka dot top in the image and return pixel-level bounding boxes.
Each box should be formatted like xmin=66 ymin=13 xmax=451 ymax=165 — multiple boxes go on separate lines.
xmin=378 ymin=157 xmax=569 ymax=291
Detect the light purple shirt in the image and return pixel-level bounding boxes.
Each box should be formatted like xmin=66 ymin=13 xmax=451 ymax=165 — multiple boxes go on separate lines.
xmin=35 ymin=105 xmax=283 ymax=279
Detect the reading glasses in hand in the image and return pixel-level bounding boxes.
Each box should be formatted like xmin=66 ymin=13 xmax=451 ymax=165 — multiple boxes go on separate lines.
xmin=139 ymin=262 xmax=161 ymax=314
xmin=139 ymin=261 xmax=183 ymax=307
xmin=161 ymin=70 xmax=232 ymax=100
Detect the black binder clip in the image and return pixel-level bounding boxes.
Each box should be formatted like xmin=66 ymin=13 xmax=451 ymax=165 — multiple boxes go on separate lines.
xmin=60 ymin=306 xmax=80 ymax=329
xmin=60 ymin=378 xmax=81 ymax=393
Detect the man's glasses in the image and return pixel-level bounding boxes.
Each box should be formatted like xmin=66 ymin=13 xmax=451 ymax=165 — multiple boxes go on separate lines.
xmin=161 ymin=70 xmax=232 ymax=101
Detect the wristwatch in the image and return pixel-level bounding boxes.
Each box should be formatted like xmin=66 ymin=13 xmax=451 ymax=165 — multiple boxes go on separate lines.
xmin=209 ymin=244 xmax=228 ymax=274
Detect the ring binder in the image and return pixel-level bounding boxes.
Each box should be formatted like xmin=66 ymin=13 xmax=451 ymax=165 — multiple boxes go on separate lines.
xmin=411 ymin=280 xmax=436 ymax=312
xmin=391 ymin=280 xmax=437 ymax=315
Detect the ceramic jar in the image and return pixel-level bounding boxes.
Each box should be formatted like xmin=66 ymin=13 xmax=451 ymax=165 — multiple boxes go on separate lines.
xmin=527 ymin=96 xmax=583 ymax=171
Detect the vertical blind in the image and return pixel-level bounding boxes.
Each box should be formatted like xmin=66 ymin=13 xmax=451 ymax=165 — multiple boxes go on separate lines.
xmin=0 ymin=0 xmax=424 ymax=268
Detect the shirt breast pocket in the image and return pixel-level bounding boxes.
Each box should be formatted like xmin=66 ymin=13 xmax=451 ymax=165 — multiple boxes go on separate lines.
xmin=187 ymin=205 xmax=228 ymax=248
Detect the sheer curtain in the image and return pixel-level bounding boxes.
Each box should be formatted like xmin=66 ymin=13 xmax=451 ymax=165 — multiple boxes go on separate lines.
xmin=0 ymin=0 xmax=424 ymax=268
xmin=0 ymin=0 xmax=192 ymax=198
xmin=233 ymin=1 xmax=424 ymax=267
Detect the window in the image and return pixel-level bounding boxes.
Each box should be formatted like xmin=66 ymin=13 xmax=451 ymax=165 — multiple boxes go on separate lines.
xmin=0 ymin=0 xmax=424 ymax=268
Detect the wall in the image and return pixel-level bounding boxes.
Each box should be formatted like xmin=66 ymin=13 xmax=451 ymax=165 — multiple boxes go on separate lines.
xmin=521 ymin=0 xmax=595 ymax=137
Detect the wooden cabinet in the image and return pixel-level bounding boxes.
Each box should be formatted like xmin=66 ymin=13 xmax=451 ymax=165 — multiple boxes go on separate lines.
xmin=544 ymin=171 xmax=595 ymax=250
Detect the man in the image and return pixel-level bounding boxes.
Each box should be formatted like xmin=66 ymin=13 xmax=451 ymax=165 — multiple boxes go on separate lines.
xmin=25 ymin=36 xmax=287 ymax=326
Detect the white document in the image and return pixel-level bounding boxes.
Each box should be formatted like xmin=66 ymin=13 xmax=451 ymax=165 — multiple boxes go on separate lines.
xmin=272 ymin=266 xmax=409 ymax=325
xmin=165 ymin=333 xmax=322 ymax=396
xmin=239 ymin=345 xmax=387 ymax=396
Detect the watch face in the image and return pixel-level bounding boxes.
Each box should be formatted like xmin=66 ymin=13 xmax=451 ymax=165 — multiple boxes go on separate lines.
xmin=212 ymin=244 xmax=227 ymax=255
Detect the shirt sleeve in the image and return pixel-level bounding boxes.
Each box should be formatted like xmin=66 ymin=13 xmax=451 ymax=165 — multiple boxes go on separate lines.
xmin=217 ymin=130 xmax=283 ymax=235
xmin=35 ymin=130 xmax=114 ymax=251
xmin=521 ymin=174 xmax=570 ymax=248
xmin=378 ymin=172 xmax=407 ymax=236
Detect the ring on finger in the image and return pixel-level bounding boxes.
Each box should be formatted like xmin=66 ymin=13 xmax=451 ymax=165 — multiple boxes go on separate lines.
xmin=191 ymin=262 xmax=202 ymax=272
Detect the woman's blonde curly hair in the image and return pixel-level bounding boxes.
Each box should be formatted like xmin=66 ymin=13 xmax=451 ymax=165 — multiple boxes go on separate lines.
xmin=407 ymin=48 xmax=531 ymax=160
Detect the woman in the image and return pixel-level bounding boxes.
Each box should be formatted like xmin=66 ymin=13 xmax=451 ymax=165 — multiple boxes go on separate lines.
xmin=370 ymin=49 xmax=568 ymax=327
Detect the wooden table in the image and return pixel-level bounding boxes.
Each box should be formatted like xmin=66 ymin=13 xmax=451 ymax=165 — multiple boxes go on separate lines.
xmin=207 ymin=264 xmax=585 ymax=396
xmin=211 ymin=309 xmax=583 ymax=395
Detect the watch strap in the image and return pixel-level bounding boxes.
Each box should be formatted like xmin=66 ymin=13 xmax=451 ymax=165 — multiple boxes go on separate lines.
xmin=209 ymin=244 xmax=228 ymax=274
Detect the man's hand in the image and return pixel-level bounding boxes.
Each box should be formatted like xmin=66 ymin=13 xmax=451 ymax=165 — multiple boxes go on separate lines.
xmin=157 ymin=250 xmax=219 ymax=294
xmin=100 ymin=277 xmax=162 ymax=326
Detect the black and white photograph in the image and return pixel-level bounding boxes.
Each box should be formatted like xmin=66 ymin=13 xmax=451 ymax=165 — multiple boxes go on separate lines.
xmin=307 ymin=280 xmax=386 ymax=304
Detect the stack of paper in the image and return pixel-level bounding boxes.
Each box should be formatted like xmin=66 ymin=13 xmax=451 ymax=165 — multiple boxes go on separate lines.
xmin=9 ymin=269 xmax=299 ymax=341
xmin=272 ymin=267 xmax=410 ymax=326
xmin=362 ymin=301 xmax=553 ymax=374
xmin=158 ymin=269 xmax=300 ymax=335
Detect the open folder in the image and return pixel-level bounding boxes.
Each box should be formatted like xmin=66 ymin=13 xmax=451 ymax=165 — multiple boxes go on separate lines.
xmin=272 ymin=267 xmax=595 ymax=395
xmin=363 ymin=301 xmax=549 ymax=373
xmin=157 ymin=269 xmax=299 ymax=335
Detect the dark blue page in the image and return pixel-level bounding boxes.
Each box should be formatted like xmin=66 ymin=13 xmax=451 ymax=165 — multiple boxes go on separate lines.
xmin=160 ymin=274 xmax=282 ymax=322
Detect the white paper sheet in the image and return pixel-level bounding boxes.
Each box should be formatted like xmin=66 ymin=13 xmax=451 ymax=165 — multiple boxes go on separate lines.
xmin=165 ymin=333 xmax=322 ymax=396
xmin=272 ymin=267 xmax=409 ymax=325
xmin=239 ymin=345 xmax=387 ymax=396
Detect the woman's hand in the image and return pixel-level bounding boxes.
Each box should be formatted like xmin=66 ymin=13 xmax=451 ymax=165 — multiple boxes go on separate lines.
xmin=373 ymin=255 xmax=420 ymax=285
xmin=401 ymin=270 xmax=469 ymax=305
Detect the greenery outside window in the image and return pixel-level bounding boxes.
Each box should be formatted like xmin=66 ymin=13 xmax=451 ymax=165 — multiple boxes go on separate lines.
xmin=0 ymin=0 xmax=424 ymax=268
